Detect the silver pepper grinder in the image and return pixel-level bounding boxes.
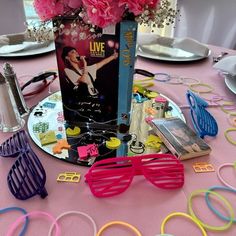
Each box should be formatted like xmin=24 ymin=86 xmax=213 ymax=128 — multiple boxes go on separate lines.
xmin=3 ymin=62 xmax=29 ymax=117
xmin=0 ymin=73 xmax=25 ymax=132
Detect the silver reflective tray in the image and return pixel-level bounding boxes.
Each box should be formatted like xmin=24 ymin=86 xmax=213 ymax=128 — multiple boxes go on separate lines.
xmin=27 ymin=91 xmax=185 ymax=164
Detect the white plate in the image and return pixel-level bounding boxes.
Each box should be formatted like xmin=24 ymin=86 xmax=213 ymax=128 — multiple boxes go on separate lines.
xmin=137 ymin=44 xmax=211 ymax=62
xmin=0 ymin=41 xmax=55 ymax=57
xmin=224 ymin=74 xmax=236 ymax=94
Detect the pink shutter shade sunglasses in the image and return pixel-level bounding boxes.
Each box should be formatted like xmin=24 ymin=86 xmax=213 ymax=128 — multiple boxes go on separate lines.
xmin=85 ymin=154 xmax=184 ymax=197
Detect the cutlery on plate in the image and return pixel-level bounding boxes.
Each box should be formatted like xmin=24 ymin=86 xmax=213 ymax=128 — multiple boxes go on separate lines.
xmin=213 ymin=52 xmax=228 ymax=62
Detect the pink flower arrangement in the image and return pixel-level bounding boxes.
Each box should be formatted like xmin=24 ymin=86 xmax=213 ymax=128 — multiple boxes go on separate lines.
xmin=83 ymin=0 xmax=125 ymax=28
xmin=34 ymin=0 xmax=177 ymax=28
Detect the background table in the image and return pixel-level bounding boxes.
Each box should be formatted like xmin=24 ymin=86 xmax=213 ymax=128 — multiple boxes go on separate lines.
xmin=0 ymin=45 xmax=236 ymax=236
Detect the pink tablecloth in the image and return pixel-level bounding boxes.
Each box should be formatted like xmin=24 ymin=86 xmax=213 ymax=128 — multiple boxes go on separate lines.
xmin=0 ymin=45 xmax=236 ymax=236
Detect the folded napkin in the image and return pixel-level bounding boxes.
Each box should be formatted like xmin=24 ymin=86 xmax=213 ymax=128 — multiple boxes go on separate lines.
xmin=0 ymin=33 xmax=27 ymax=47
xmin=137 ymin=33 xmax=210 ymax=57
xmin=213 ymin=55 xmax=236 ymax=76
xmin=0 ymin=35 xmax=9 ymax=47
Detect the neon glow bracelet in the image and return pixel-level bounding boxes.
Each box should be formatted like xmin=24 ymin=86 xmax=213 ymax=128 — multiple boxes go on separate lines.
xmin=134 ymin=76 xmax=154 ymax=82
xmin=48 ymin=211 xmax=97 ymax=236
xmin=198 ymin=92 xmax=223 ymax=103
xmin=6 ymin=211 xmax=60 ymax=236
xmin=166 ymin=75 xmax=183 ymax=85
xmin=188 ymin=189 xmax=234 ymax=231
xmin=224 ymin=128 xmax=236 ymax=145
xmin=154 ymin=73 xmax=171 ymax=82
xmin=134 ymin=75 xmax=155 ymax=88
xmin=209 ymin=94 xmax=224 ymax=103
xmin=220 ymin=102 xmax=236 ymax=114
xmin=206 ymin=186 xmax=236 ymax=222
xmin=0 ymin=207 xmax=29 ymax=236
xmin=160 ymin=212 xmax=207 ymax=236
xmin=134 ymin=81 xmax=155 ymax=88
xmin=180 ymin=77 xmax=200 ymax=86
xmin=211 ymin=94 xmax=230 ymax=102
xmin=96 ymin=221 xmax=142 ymax=236
xmin=189 ymin=83 xmax=214 ymax=93
xmin=227 ymin=112 xmax=236 ymax=127
xmin=217 ymin=162 xmax=236 ymax=190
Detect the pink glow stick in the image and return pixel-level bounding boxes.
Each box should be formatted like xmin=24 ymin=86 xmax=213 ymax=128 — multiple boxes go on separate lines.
xmin=6 ymin=211 xmax=60 ymax=236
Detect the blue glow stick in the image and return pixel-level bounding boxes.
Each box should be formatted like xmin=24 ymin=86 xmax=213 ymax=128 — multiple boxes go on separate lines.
xmin=205 ymin=186 xmax=236 ymax=222
xmin=0 ymin=207 xmax=29 ymax=236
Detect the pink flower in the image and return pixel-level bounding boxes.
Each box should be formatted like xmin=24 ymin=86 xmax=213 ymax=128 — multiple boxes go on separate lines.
xmin=66 ymin=0 xmax=83 ymax=9
xmin=33 ymin=0 xmax=68 ymax=21
xmin=82 ymin=0 xmax=125 ymax=28
xmin=146 ymin=0 xmax=160 ymax=9
xmin=119 ymin=0 xmax=160 ymax=15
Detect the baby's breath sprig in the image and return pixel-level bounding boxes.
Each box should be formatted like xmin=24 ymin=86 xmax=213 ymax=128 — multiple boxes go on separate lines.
xmin=26 ymin=21 xmax=53 ymax=42
xmin=136 ymin=0 xmax=180 ymax=29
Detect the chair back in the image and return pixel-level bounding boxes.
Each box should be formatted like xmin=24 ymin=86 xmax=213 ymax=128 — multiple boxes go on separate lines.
xmin=174 ymin=0 xmax=236 ymax=49
xmin=0 ymin=0 xmax=26 ymax=35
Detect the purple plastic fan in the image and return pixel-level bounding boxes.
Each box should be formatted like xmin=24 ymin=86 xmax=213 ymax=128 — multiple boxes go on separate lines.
xmin=7 ymin=146 xmax=48 ymax=200
xmin=0 ymin=130 xmax=29 ymax=157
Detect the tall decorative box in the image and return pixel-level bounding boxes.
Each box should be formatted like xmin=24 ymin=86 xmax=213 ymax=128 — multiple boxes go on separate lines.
xmin=54 ymin=17 xmax=137 ymax=165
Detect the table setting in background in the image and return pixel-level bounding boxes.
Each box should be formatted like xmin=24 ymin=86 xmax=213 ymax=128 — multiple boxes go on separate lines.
xmin=0 ymin=40 xmax=55 ymax=57
xmin=137 ymin=32 xmax=211 ymax=62
xmin=213 ymin=55 xmax=236 ymax=94
xmin=0 ymin=21 xmax=55 ymax=58
xmin=1 ymin=0 xmax=236 ymax=235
